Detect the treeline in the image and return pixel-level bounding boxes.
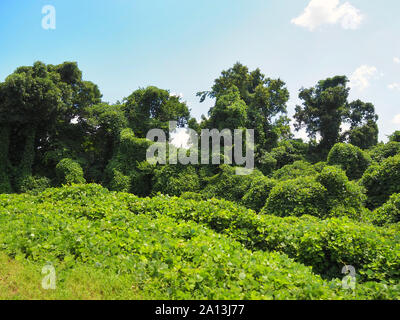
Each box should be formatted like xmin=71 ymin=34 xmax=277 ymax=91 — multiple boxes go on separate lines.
xmin=0 ymin=61 xmax=399 ymax=214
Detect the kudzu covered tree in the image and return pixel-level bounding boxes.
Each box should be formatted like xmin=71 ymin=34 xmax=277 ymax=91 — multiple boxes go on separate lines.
xmin=294 ymin=76 xmax=379 ymax=159
xmin=197 ymin=62 xmax=291 ymax=155
xmin=0 ymin=61 xmax=101 ymax=192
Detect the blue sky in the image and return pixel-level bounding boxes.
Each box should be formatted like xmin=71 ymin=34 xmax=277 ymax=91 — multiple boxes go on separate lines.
xmin=1 ymin=0 xmax=399 ymax=141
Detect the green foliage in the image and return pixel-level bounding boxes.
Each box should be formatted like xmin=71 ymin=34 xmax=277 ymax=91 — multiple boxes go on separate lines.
xmin=198 ymin=63 xmax=290 ymax=152
xmin=180 ymin=192 xmax=207 ymax=201
xmin=294 ymin=78 xmax=378 ymax=157
xmin=272 ymin=161 xmax=317 ymax=181
xmin=104 ymin=128 xmax=153 ymax=194
xmin=56 ymin=158 xmax=86 ymax=185
xmin=327 ymin=143 xmax=371 ymax=180
xmin=347 ymin=120 xmax=379 ymax=150
xmin=202 ymin=165 xmax=262 ymax=202
xmin=0 ymin=184 xmax=367 ymax=300
xmin=257 ymin=152 xmax=277 ymax=176
xmin=123 ymin=86 xmax=190 ymax=138
xmin=205 ymin=86 xmax=248 ymax=130
xmin=389 ymin=131 xmax=400 ymax=143
xmin=316 ymin=166 xmax=366 ymax=219
xmin=152 ymin=165 xmax=200 ymax=197
xmin=108 ymin=169 xmax=131 ymax=193
xmin=368 ymin=142 xmax=400 ymax=163
xmin=263 ymin=167 xmax=365 ymax=219
xmin=371 ymin=194 xmax=400 ymax=226
xmin=19 ymin=176 xmax=51 ymax=195
xmin=128 ymin=193 xmax=400 ymax=284
xmin=0 ymin=125 xmax=12 ymax=193
xmin=360 ymin=155 xmax=400 ymax=209
xmin=241 ymin=176 xmax=277 ymax=212
xmin=262 ymin=176 xmax=328 ymax=218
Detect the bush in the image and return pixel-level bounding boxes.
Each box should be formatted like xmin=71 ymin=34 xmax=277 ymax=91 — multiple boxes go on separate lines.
xmin=272 ymin=161 xmax=317 ymax=181
xmin=261 ymin=177 xmax=328 ymax=218
xmin=257 ymin=152 xmax=277 ymax=176
xmin=108 ymin=169 xmax=131 ymax=192
xmin=180 ymin=192 xmax=207 ymax=201
xmin=127 ymin=194 xmax=400 ymax=283
xmin=389 ymin=131 xmax=400 ymax=143
xmin=0 ymin=185 xmax=365 ymax=300
xmin=20 ymin=175 xmax=51 ymax=194
xmin=371 ymin=194 xmax=400 ymax=226
xmin=152 ymin=165 xmax=200 ymax=197
xmin=316 ymin=166 xmax=366 ymax=219
xmin=368 ymin=142 xmax=400 ymax=163
xmin=201 ymin=165 xmax=262 ymax=202
xmin=327 ymin=143 xmax=371 ymax=180
xmin=262 ymin=167 xmax=366 ymax=219
xmin=360 ymin=155 xmax=400 ymax=209
xmin=241 ymin=176 xmax=277 ymax=212
xmin=55 ymin=158 xmax=86 ymax=185
xmin=104 ymin=128 xmax=154 ymax=193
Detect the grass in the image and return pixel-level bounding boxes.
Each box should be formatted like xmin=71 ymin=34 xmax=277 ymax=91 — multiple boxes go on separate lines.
xmin=0 ymin=252 xmax=147 ymax=300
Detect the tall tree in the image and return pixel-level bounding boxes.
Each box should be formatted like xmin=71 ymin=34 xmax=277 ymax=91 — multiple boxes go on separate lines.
xmin=198 ymin=62 xmax=290 ymax=153
xmin=345 ymin=100 xmax=379 ymax=149
xmin=294 ymin=76 xmax=379 ymax=157
xmin=0 ymin=61 xmax=101 ymax=191
xmin=123 ymin=86 xmax=191 ymax=138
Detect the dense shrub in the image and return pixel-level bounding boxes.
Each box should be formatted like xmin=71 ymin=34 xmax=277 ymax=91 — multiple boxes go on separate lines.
xmin=55 ymin=158 xmax=86 ymax=185
xmin=371 ymin=194 xmax=400 ymax=226
xmin=108 ymin=169 xmax=131 ymax=192
xmin=389 ymin=131 xmax=400 ymax=143
xmin=201 ymin=165 xmax=262 ymax=202
xmin=272 ymin=161 xmax=317 ymax=181
xmin=257 ymin=152 xmax=277 ymax=176
xmin=104 ymin=128 xmax=154 ymax=194
xmin=327 ymin=143 xmax=371 ymax=180
xmin=241 ymin=176 xmax=277 ymax=212
xmin=128 ymin=193 xmax=400 ymax=283
xmin=368 ymin=142 xmax=400 ymax=163
xmin=316 ymin=166 xmax=366 ymax=219
xmin=180 ymin=192 xmax=207 ymax=201
xmin=0 ymin=185 xmax=366 ymax=300
xmin=19 ymin=175 xmax=51 ymax=194
xmin=262 ymin=167 xmax=365 ymax=219
xmin=257 ymin=141 xmax=307 ymax=176
xmin=360 ymin=155 xmax=400 ymax=209
xmin=261 ymin=177 xmax=328 ymax=218
xmin=152 ymin=165 xmax=200 ymax=197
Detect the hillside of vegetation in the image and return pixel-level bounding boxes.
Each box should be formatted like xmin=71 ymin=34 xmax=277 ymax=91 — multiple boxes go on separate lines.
xmin=0 ymin=184 xmax=399 ymax=300
xmin=0 ymin=61 xmax=400 ymax=299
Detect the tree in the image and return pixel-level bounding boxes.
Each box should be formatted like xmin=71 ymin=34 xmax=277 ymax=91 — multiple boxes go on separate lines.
xmin=344 ymin=100 xmax=379 ymax=149
xmin=197 ymin=62 xmax=290 ymax=153
xmin=294 ymin=77 xmax=379 ymax=157
xmin=389 ymin=131 xmax=400 ymax=143
xmin=0 ymin=61 xmax=101 ymax=191
xmin=123 ymin=86 xmax=190 ymax=138
xmin=294 ymin=76 xmax=349 ymax=158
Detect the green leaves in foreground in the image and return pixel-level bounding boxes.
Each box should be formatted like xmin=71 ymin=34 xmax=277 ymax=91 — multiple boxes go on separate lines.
xmin=0 ymin=184 xmax=399 ymax=299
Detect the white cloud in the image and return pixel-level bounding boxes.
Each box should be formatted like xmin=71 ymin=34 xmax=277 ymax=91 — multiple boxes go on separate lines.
xmin=291 ymin=0 xmax=363 ymax=31
xmin=394 ymin=57 xmax=400 ymax=64
xmin=349 ymin=65 xmax=378 ymax=91
xmin=171 ymin=92 xmax=184 ymax=99
xmin=393 ymin=114 xmax=400 ymax=125
xmin=388 ymin=83 xmax=400 ymax=90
